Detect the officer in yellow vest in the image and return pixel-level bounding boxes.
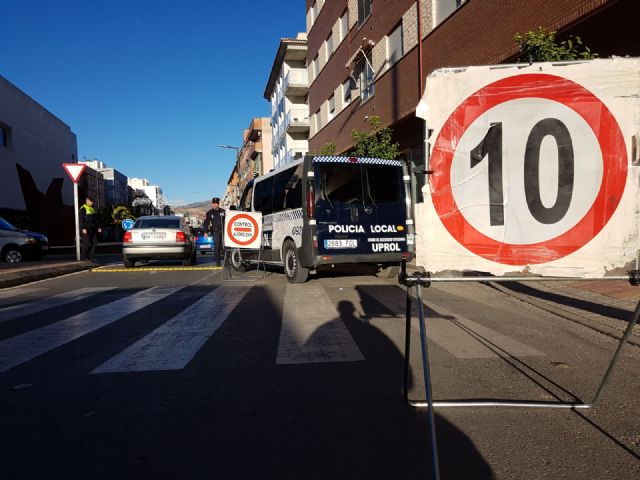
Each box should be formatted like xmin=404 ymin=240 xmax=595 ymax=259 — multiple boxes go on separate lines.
xmin=79 ymin=196 xmax=102 ymax=261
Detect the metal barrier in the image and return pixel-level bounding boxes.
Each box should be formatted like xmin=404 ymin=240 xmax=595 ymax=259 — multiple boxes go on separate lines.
xmin=398 ymin=260 xmax=640 ymax=480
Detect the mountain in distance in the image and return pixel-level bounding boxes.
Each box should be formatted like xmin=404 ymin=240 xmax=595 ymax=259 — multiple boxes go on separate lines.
xmin=172 ymin=200 xmax=210 ymax=219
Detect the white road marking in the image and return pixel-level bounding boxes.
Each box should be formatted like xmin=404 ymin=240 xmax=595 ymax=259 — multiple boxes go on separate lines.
xmin=0 ymin=287 xmax=116 ymax=324
xmin=92 ymin=286 xmax=250 ymax=373
xmin=0 ymin=286 xmax=181 ymax=372
xmin=425 ymin=301 xmax=545 ymax=358
xmin=276 ymin=284 xmax=364 ymax=364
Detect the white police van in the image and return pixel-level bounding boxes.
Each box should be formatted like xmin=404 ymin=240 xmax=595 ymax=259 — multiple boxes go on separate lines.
xmin=236 ymin=155 xmax=414 ymax=283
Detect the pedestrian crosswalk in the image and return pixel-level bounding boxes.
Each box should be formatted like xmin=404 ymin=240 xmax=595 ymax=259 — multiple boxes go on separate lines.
xmin=0 ymin=283 xmax=548 ymax=374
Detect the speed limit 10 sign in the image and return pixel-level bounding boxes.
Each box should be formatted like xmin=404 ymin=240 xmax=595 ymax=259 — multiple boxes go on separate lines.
xmin=416 ymin=59 xmax=640 ymax=278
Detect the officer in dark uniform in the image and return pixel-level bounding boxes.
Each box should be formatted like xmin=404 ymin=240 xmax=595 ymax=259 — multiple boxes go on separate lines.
xmin=79 ymin=196 xmax=102 ymax=261
xmin=203 ymin=197 xmax=225 ymax=266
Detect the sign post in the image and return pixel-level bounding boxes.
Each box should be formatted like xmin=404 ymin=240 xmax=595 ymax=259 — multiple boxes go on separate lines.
xmin=222 ymin=211 xmax=263 ymax=280
xmin=62 ymin=163 xmax=87 ymax=261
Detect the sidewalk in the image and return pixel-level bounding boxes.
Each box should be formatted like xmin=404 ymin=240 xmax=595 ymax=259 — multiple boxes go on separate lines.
xmin=0 ymin=258 xmax=95 ymax=289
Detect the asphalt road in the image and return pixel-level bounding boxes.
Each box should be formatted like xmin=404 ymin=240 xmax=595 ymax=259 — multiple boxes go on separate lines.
xmin=1 ymin=256 xmax=639 ymax=479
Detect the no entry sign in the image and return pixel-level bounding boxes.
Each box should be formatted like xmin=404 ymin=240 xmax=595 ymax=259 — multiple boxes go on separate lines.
xmin=224 ymin=211 xmax=262 ymax=249
xmin=416 ymin=59 xmax=640 ymax=277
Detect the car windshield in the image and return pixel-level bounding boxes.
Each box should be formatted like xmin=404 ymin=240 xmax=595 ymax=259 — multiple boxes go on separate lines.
xmin=0 ymin=217 xmax=17 ymax=231
xmin=317 ymin=163 xmax=402 ymax=205
xmin=134 ymin=218 xmax=181 ymax=229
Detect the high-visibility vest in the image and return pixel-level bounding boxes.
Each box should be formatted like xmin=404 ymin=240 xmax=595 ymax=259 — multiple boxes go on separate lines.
xmin=80 ymin=204 xmax=96 ymax=215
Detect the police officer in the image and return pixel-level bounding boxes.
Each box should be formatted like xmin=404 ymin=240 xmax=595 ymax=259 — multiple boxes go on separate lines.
xmin=79 ymin=196 xmax=102 ymax=261
xmin=203 ymin=197 xmax=225 ymax=266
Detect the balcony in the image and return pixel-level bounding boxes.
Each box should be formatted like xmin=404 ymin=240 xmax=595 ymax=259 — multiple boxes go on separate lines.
xmin=285 ymin=108 xmax=310 ymax=133
xmin=283 ymin=69 xmax=308 ymax=97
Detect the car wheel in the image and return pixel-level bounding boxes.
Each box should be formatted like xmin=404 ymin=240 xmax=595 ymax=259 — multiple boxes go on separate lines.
xmin=183 ymin=253 xmax=195 ymax=266
xmin=3 ymin=247 xmax=23 ymax=263
xmin=283 ymin=240 xmax=308 ymax=283
xmin=123 ymin=258 xmax=135 ymax=268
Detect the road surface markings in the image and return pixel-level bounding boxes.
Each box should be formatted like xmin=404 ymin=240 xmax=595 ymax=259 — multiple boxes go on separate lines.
xmin=276 ymin=284 xmax=364 ymax=364
xmin=92 ymin=286 xmax=250 ymax=373
xmin=0 ymin=286 xmax=181 ymax=372
xmin=424 ymin=301 xmax=545 ymax=358
xmin=93 ymin=266 xmax=222 ymax=272
xmin=0 ymin=287 xmax=116 ymax=324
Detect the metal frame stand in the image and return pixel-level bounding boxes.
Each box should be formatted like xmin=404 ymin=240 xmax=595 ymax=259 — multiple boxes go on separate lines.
xmin=221 ymin=248 xmax=267 ymax=282
xmin=399 ymin=260 xmax=640 ymax=480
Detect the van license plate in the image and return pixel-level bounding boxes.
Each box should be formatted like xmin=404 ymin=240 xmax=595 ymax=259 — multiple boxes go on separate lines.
xmin=324 ymin=239 xmax=358 ymax=249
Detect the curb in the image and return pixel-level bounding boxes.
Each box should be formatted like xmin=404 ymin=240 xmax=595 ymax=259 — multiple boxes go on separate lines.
xmin=0 ymin=261 xmax=95 ymax=289
xmin=486 ymin=281 xmax=640 ymax=348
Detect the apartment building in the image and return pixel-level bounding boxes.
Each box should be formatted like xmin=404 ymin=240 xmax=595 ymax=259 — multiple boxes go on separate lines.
xmin=306 ymin=0 xmax=640 ymax=203
xmin=224 ymin=117 xmax=273 ymax=207
xmin=78 ymin=165 xmax=105 ymax=208
xmin=81 ymin=160 xmax=129 ymax=206
xmin=264 ymin=33 xmax=310 ymax=169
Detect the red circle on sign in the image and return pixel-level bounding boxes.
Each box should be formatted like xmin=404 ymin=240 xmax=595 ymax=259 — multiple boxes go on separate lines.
xmin=430 ymin=73 xmax=627 ymax=266
xmin=226 ymin=213 xmax=260 ymax=246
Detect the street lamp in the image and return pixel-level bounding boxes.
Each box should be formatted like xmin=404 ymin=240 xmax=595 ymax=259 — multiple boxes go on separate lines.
xmin=218 ymin=144 xmax=241 ymax=205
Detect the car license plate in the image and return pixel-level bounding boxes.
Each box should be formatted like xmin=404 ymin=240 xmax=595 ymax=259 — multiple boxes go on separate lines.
xmin=324 ymin=239 xmax=358 ymax=249
xmin=200 ymin=244 xmax=211 ymax=249
xmin=142 ymin=233 xmax=166 ymax=240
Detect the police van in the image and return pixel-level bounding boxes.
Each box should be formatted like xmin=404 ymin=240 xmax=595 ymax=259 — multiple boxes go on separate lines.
xmin=236 ymin=155 xmax=414 ymax=283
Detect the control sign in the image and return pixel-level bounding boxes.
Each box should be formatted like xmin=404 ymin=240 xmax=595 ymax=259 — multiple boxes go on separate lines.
xmin=121 ymin=219 xmax=135 ymax=231
xmin=415 ymin=59 xmax=640 ymax=277
xmin=224 ymin=211 xmax=262 ymax=249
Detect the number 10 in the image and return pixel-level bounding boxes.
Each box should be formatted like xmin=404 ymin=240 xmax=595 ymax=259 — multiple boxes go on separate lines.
xmin=470 ymin=118 xmax=575 ymax=226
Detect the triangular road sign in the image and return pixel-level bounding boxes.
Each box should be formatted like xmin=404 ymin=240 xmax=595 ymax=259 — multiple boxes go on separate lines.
xmin=62 ymin=163 xmax=87 ymax=183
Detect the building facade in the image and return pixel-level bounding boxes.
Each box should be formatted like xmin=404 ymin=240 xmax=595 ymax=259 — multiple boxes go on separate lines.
xmin=81 ymin=160 xmax=129 ymax=206
xmin=264 ymin=33 xmax=310 ymax=169
xmin=224 ymin=117 xmax=274 ymax=207
xmin=78 ymin=165 xmax=105 ymax=208
xmin=0 ymin=75 xmax=78 ymax=244
xmin=306 ymin=0 xmax=640 ymax=204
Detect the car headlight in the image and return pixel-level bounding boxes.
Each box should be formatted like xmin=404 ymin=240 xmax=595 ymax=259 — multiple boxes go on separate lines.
xmin=26 ymin=237 xmax=38 ymax=245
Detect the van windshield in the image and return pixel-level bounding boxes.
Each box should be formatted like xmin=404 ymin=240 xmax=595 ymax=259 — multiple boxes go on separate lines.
xmin=318 ymin=163 xmax=402 ymax=205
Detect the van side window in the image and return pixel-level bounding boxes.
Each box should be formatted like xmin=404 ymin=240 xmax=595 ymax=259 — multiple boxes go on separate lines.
xmin=273 ymin=164 xmax=303 ymax=212
xmin=253 ymin=177 xmax=274 ymax=214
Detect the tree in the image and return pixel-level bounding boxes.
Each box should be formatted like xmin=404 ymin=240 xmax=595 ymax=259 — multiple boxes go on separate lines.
xmin=350 ymin=115 xmax=400 ymax=159
xmin=514 ymin=27 xmax=598 ymax=62
xmin=318 ymin=142 xmax=337 ymax=156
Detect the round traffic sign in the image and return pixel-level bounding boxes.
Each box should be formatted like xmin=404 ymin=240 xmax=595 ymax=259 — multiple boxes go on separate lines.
xmin=121 ymin=219 xmax=135 ymax=231
xmin=430 ymin=73 xmax=627 ymax=265
xmin=226 ymin=213 xmax=260 ymax=247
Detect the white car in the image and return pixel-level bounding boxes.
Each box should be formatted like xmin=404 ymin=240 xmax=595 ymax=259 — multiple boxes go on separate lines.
xmin=122 ymin=216 xmax=196 ymax=268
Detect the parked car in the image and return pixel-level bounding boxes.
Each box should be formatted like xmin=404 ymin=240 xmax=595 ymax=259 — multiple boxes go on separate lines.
xmin=193 ymin=228 xmax=214 ymax=255
xmin=0 ymin=216 xmax=49 ymax=262
xmin=122 ymin=215 xmax=196 ymax=268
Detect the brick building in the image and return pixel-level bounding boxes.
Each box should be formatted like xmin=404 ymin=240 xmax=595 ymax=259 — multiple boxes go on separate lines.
xmin=306 ymin=0 xmax=640 ymax=203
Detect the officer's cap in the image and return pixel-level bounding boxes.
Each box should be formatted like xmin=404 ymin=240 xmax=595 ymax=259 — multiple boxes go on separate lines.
xmin=211 ymin=197 xmax=220 ymax=204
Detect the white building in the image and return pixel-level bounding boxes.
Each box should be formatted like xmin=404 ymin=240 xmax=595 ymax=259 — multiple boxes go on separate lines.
xmin=126 ymin=178 xmax=165 ymax=210
xmin=264 ymin=33 xmax=309 ymax=170
xmin=128 ymin=177 xmax=150 ymax=188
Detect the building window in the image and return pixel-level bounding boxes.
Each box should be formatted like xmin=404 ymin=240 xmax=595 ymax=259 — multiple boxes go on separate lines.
xmin=311 ymin=2 xmax=318 ymax=24
xmin=326 ymin=32 xmax=334 ymax=58
xmin=357 ymin=52 xmax=374 ymax=101
xmin=357 ymin=0 xmax=371 ymax=26
xmin=328 ymin=94 xmax=335 ymax=121
xmin=0 ymin=124 xmax=10 ymax=147
xmin=387 ymin=22 xmax=403 ymax=66
xmin=315 ymin=109 xmax=321 ymax=132
xmin=343 ymin=77 xmax=353 ymax=106
xmin=340 ymin=11 xmax=349 ymax=42
xmin=312 ymin=55 xmax=319 ymax=80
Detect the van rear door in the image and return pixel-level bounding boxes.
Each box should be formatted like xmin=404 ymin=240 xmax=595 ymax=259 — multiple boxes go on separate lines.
xmin=314 ymin=157 xmax=407 ymax=257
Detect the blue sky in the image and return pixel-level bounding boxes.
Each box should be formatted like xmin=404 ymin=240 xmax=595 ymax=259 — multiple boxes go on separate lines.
xmin=0 ymin=0 xmax=305 ymax=205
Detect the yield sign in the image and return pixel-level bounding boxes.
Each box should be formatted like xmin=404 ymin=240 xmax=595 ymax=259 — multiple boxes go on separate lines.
xmin=62 ymin=163 xmax=86 ymax=183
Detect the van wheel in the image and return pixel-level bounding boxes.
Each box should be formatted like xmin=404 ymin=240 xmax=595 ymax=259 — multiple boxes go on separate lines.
xmin=231 ymin=249 xmax=248 ymax=271
xmin=283 ymin=240 xmax=308 ymax=283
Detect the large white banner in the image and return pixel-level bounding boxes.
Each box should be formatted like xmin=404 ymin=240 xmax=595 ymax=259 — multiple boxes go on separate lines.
xmin=415 ymin=58 xmax=640 ymax=277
